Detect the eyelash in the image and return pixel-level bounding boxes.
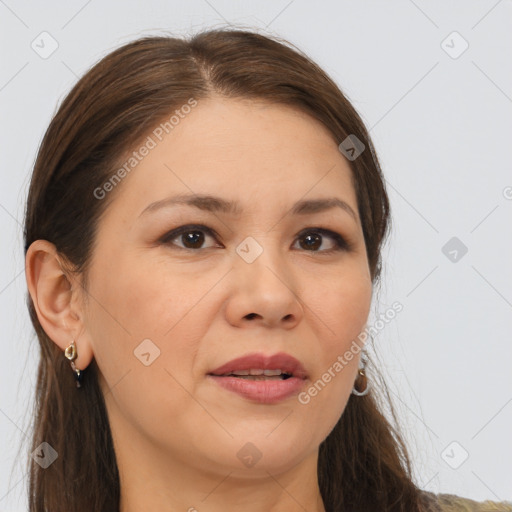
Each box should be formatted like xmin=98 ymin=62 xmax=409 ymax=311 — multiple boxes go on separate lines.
xmin=159 ymin=224 xmax=353 ymax=254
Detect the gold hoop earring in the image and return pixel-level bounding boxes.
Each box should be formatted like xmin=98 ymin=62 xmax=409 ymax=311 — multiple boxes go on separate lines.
xmin=351 ymin=357 xmax=370 ymax=396
xmin=64 ymin=340 xmax=82 ymax=388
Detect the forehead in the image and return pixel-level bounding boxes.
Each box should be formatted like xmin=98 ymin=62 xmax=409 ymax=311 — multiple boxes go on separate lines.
xmin=102 ymin=97 xmax=358 ymax=223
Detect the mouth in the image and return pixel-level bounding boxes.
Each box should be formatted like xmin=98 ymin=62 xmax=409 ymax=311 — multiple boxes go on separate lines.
xmin=212 ymin=369 xmax=294 ymax=380
xmin=207 ymin=352 xmax=308 ymax=404
xmin=208 ymin=351 xmax=307 ymax=379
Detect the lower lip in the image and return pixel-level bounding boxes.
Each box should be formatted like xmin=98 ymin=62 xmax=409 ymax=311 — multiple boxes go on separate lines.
xmin=207 ymin=375 xmax=306 ymax=404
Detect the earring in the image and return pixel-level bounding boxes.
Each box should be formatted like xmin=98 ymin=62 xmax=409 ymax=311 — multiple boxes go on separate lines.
xmin=64 ymin=339 xmax=82 ymax=388
xmin=351 ymin=357 xmax=370 ymax=396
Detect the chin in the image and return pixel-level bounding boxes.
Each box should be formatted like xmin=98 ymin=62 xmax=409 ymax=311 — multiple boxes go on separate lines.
xmin=207 ymin=430 xmax=318 ymax=476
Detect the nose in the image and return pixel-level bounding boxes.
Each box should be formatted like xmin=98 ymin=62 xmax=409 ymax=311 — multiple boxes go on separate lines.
xmin=224 ymin=242 xmax=304 ymax=329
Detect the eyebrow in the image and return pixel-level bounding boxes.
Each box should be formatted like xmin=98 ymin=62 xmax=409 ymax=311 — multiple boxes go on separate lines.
xmin=138 ymin=194 xmax=358 ymax=222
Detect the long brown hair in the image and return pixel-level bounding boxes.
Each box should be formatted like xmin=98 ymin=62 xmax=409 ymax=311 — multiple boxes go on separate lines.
xmin=23 ymin=28 xmax=436 ymax=511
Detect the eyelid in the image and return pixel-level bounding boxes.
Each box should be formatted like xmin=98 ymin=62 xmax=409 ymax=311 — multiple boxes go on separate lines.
xmin=159 ymin=224 xmax=353 ymax=253
xmin=296 ymin=226 xmax=351 ymax=247
xmin=159 ymin=224 xmax=221 ymax=247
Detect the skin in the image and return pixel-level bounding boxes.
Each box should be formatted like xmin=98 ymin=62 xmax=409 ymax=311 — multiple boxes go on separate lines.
xmin=26 ymin=97 xmax=373 ymax=512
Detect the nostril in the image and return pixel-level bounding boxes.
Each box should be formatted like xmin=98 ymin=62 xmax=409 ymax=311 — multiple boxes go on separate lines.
xmin=245 ymin=313 xmax=258 ymax=320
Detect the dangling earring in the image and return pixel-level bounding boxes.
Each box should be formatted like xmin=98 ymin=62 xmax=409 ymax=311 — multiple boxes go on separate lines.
xmin=64 ymin=339 xmax=82 ymax=388
xmin=351 ymin=356 xmax=370 ymax=396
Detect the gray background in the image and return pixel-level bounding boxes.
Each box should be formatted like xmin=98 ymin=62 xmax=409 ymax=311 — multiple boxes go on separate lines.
xmin=1 ymin=0 xmax=511 ymax=509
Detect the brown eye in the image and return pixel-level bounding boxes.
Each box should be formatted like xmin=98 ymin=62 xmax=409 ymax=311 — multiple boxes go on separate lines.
xmin=299 ymin=232 xmax=322 ymax=251
xmin=161 ymin=225 xmax=220 ymax=250
xmin=179 ymin=230 xmax=206 ymax=249
xmin=161 ymin=225 xmax=351 ymax=254
xmin=294 ymin=229 xmax=351 ymax=253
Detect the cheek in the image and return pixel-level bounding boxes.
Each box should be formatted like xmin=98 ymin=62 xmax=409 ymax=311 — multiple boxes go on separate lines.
xmin=307 ymin=265 xmax=373 ymax=351
xmin=92 ymin=250 xmax=209 ymax=341
xmin=84 ymin=258 xmax=210 ymax=441
xmin=86 ymin=252 xmax=214 ymax=396
xmin=295 ymin=268 xmax=372 ymax=413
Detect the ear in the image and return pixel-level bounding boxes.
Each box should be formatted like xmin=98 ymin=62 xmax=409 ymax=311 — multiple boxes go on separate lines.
xmin=25 ymin=240 xmax=94 ymax=371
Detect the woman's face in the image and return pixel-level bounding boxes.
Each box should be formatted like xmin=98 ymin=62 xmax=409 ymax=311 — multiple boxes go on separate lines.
xmin=80 ymin=97 xmax=373 ymax=478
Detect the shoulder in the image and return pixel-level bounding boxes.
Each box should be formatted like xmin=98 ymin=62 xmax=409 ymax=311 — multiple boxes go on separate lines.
xmin=420 ymin=490 xmax=512 ymax=512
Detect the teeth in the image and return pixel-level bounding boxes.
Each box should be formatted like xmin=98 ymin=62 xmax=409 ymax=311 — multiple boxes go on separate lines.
xmin=227 ymin=369 xmax=288 ymax=377
xmin=262 ymin=369 xmax=284 ymax=376
xmin=229 ymin=370 xmax=250 ymax=376
xmin=236 ymin=375 xmax=284 ymax=381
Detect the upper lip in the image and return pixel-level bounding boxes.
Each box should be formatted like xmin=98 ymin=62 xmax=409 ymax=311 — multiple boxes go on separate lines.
xmin=208 ymin=352 xmax=308 ymax=379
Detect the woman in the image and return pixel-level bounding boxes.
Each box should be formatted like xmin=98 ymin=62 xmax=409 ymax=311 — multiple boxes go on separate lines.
xmin=23 ymin=28 xmax=511 ymax=512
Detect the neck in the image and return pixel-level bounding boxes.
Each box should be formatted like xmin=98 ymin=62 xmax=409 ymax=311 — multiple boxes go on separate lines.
xmin=116 ymin=433 xmax=326 ymax=512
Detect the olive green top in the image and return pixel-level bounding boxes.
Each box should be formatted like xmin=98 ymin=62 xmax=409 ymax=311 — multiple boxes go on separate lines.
xmin=423 ymin=491 xmax=512 ymax=511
